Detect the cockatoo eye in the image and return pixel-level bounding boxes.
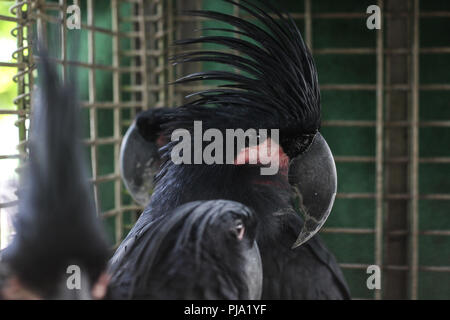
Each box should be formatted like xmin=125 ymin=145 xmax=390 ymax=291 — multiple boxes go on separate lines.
xmin=232 ymin=219 xmax=245 ymax=241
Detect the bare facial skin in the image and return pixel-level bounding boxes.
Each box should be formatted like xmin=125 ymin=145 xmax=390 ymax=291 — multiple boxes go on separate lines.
xmin=91 ymin=273 xmax=110 ymax=300
xmin=1 ymin=272 xmax=110 ymax=300
xmin=1 ymin=277 xmax=41 ymax=300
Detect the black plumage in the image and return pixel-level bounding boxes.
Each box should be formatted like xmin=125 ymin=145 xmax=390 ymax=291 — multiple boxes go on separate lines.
xmin=0 ymin=50 xmax=109 ymax=298
xmin=111 ymin=0 xmax=350 ymax=299
xmin=107 ymin=200 xmax=261 ymax=299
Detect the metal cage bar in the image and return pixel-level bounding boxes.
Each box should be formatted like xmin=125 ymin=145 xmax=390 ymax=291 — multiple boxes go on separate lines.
xmin=375 ymin=0 xmax=385 ymax=301
xmin=409 ymin=0 xmax=420 ymax=300
xmin=112 ymin=0 xmax=123 ymax=244
xmin=86 ymin=0 xmax=100 ymax=215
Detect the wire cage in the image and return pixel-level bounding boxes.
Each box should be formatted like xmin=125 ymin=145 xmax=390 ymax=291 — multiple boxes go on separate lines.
xmin=0 ymin=0 xmax=449 ymax=300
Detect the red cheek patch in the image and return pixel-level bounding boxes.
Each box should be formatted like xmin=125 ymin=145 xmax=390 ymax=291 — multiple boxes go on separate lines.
xmin=156 ymin=135 xmax=168 ymax=148
xmin=234 ymin=138 xmax=290 ymax=176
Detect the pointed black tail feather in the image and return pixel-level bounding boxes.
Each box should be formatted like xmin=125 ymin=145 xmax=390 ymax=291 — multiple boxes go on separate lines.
xmin=2 ymin=47 xmax=109 ymax=297
xmin=170 ymin=0 xmax=321 ymax=135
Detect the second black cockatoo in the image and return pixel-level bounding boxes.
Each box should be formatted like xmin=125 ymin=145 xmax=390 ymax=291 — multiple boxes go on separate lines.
xmin=107 ymin=200 xmax=262 ymax=299
xmin=115 ymin=0 xmax=350 ymax=299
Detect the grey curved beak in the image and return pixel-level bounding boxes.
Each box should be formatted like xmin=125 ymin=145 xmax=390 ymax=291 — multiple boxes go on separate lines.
xmin=288 ymin=132 xmax=337 ymax=249
xmin=243 ymin=241 xmax=263 ymax=300
xmin=120 ymin=122 xmax=160 ymax=207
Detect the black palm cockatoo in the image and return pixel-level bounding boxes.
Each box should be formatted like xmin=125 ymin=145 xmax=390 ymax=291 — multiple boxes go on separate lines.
xmin=107 ymin=200 xmax=262 ymax=299
xmin=114 ymin=0 xmax=350 ymax=299
xmin=0 ymin=50 xmax=110 ymax=299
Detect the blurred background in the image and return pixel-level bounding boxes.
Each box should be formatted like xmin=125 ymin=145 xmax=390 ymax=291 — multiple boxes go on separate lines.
xmin=0 ymin=0 xmax=448 ymax=299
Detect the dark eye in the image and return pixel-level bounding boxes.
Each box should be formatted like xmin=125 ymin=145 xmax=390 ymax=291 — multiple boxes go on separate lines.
xmin=233 ymin=219 xmax=245 ymax=241
xmin=296 ymin=134 xmax=315 ymax=155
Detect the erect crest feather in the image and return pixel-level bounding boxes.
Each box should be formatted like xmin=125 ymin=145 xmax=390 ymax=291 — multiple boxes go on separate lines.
xmin=171 ymin=0 xmax=321 ymax=134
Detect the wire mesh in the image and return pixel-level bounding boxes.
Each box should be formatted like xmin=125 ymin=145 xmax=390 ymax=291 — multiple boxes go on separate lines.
xmin=0 ymin=0 xmax=34 ymax=250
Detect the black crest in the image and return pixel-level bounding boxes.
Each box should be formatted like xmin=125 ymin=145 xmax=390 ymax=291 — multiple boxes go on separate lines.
xmin=169 ymin=0 xmax=321 ymax=135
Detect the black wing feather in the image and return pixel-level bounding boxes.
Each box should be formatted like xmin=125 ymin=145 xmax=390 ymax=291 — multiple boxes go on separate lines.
xmin=1 ymin=48 xmax=109 ymax=297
